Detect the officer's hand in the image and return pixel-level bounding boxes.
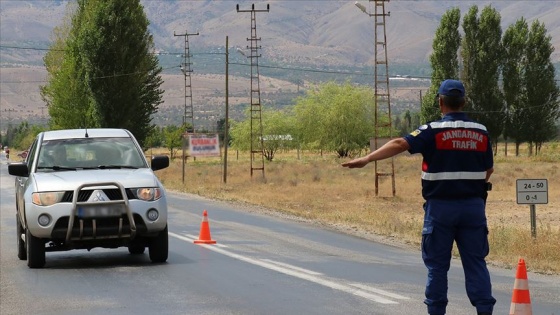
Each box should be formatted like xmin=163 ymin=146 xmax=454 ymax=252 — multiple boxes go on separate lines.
xmin=342 ymin=157 xmax=369 ymax=169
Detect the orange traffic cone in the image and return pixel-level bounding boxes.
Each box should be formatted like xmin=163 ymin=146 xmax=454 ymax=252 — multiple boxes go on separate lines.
xmin=194 ymin=210 xmax=216 ymax=244
xmin=509 ymin=258 xmax=532 ymax=315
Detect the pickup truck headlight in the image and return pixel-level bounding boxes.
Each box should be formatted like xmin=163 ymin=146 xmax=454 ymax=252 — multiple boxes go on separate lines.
xmin=32 ymin=192 xmax=65 ymax=206
xmin=136 ymin=188 xmax=162 ymax=201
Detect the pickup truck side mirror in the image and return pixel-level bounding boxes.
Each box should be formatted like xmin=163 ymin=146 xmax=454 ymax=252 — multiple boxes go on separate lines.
xmin=151 ymin=155 xmax=169 ymax=171
xmin=8 ymin=162 xmax=30 ymax=177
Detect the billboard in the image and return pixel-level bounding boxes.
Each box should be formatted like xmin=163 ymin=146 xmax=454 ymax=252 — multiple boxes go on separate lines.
xmin=189 ymin=134 xmax=221 ymax=157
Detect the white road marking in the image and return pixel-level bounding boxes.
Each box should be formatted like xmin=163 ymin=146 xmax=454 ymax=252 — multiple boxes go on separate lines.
xmin=349 ymin=283 xmax=410 ymax=300
xmin=261 ymin=258 xmax=324 ymax=276
xmin=170 ymin=232 xmax=406 ymax=304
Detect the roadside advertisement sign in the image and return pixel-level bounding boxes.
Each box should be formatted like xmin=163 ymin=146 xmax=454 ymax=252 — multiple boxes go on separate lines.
xmin=188 ymin=134 xmax=220 ymax=157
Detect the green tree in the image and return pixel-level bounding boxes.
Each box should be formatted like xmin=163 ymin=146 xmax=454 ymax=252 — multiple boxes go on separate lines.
xmin=42 ymin=0 xmax=163 ymax=147
xmin=229 ymin=120 xmax=249 ymax=151
xmin=292 ymin=82 xmax=380 ymax=158
xmin=524 ymin=20 xmax=560 ymax=155
xmin=163 ymin=125 xmax=185 ymax=160
xmin=217 ymin=118 xmax=226 ymax=144
xmin=461 ymin=5 xmax=505 ymax=150
xmin=422 ymin=8 xmax=462 ymax=123
xmin=230 ymin=108 xmax=296 ymax=161
xmin=395 ymin=110 xmax=418 ymax=136
xmin=502 ymin=19 xmax=530 ymax=156
xmin=143 ymin=126 xmax=163 ymax=151
xmin=41 ymin=2 xmax=93 ymax=129
xmin=5 ymin=122 xmax=47 ymax=150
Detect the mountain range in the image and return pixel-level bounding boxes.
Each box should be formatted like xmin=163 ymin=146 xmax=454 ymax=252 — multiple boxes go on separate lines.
xmin=1 ymin=1 xmax=560 ymax=129
xmin=1 ymin=0 xmax=560 ymax=67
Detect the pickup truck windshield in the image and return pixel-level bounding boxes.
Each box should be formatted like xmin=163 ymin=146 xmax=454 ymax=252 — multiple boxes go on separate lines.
xmin=36 ymin=137 xmax=147 ymax=172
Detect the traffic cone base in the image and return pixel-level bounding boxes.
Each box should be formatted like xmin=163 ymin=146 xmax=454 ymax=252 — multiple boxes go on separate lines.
xmin=509 ymin=304 xmax=532 ymax=315
xmin=509 ymin=258 xmax=532 ymax=315
xmin=194 ymin=210 xmax=216 ymax=244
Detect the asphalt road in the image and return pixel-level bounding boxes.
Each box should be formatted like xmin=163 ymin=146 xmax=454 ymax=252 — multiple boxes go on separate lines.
xmin=1 ymin=154 xmax=559 ymax=315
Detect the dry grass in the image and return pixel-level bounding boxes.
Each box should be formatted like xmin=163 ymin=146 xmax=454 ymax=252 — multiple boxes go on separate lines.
xmin=153 ymin=143 xmax=560 ymax=274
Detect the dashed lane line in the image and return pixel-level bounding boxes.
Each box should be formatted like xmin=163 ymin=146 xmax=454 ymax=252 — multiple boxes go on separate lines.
xmin=170 ymin=232 xmax=410 ymax=305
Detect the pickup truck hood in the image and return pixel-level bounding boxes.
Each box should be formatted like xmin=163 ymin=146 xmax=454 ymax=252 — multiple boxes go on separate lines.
xmin=32 ymin=169 xmax=160 ymax=191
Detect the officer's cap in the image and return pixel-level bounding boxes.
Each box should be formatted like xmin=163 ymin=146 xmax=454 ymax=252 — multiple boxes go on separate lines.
xmin=437 ymin=79 xmax=465 ymax=97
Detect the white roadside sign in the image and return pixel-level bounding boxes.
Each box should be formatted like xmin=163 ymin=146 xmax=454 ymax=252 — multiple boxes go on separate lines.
xmin=516 ymin=179 xmax=548 ymax=204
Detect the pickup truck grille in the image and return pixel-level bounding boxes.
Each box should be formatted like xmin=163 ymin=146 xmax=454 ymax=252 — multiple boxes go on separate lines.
xmin=61 ymin=189 xmax=136 ymax=202
xmin=50 ymin=214 xmax=147 ymax=240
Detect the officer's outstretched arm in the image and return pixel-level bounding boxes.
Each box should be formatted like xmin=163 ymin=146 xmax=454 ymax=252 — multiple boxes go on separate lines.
xmin=342 ymin=138 xmax=410 ymax=169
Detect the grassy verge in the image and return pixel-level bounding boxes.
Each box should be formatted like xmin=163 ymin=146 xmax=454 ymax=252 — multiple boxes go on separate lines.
xmin=154 ymin=146 xmax=560 ymax=274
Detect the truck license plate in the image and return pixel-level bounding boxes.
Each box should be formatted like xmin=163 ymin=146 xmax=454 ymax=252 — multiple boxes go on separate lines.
xmin=78 ymin=205 xmax=124 ymax=218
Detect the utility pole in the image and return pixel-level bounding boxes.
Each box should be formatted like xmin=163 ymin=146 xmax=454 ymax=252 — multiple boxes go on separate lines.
xmin=356 ymin=0 xmax=396 ymax=196
xmin=174 ymin=30 xmax=199 ymax=130
xmin=223 ymin=36 xmax=230 ymax=184
xmin=236 ymin=3 xmax=269 ymax=179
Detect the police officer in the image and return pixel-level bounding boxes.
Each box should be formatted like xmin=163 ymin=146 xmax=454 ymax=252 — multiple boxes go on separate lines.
xmin=342 ymin=79 xmax=496 ymax=315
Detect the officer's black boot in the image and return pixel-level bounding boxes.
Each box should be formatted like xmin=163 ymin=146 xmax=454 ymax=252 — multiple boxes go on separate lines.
xmin=477 ymin=312 xmax=492 ymax=315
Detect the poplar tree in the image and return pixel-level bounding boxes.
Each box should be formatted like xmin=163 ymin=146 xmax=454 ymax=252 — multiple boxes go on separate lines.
xmin=502 ymin=19 xmax=530 ymax=156
xmin=42 ymin=3 xmax=93 ymax=129
xmin=524 ymin=21 xmax=560 ymax=154
xmin=421 ymin=8 xmax=461 ymax=124
xmin=41 ymin=0 xmax=163 ymax=146
xmin=461 ymin=5 xmax=505 ymax=150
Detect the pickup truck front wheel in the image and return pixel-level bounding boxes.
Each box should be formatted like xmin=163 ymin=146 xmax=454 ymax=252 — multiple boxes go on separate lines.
xmin=148 ymin=225 xmax=168 ymax=263
xmin=17 ymin=215 xmax=27 ymax=260
xmin=26 ymin=229 xmax=45 ymax=268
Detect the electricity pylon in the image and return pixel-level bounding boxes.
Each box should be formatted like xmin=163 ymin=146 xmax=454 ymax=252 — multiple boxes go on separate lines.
xmin=356 ymin=0 xmax=396 ymax=196
xmin=236 ymin=4 xmax=269 ymax=178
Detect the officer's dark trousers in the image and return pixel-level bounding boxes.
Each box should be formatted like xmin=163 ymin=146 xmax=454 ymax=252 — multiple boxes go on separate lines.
xmin=422 ymin=198 xmax=496 ymax=315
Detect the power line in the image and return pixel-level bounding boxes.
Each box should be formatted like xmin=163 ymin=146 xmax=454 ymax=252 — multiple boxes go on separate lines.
xmin=0 ymin=65 xmax=180 ymax=83
xmin=0 ymin=45 xmax=225 ymax=56
xmin=0 ymin=53 xmax=558 ymax=83
xmin=1 ymin=44 xmax=559 ymax=81
xmin=0 ymin=45 xmax=51 ymax=51
xmin=229 ymin=62 xmax=378 ymax=76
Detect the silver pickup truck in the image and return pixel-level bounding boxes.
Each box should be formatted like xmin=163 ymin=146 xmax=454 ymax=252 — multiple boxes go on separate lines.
xmin=8 ymin=128 xmax=170 ymax=268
